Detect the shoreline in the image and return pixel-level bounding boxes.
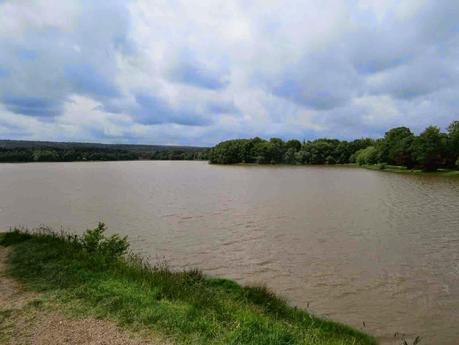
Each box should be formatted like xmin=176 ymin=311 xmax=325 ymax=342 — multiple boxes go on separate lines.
xmin=2 ymin=159 xmax=459 ymax=177
xmin=211 ymin=161 xmax=459 ymax=177
xmin=0 ymin=227 xmax=376 ymax=345
xmin=356 ymin=164 xmax=459 ymax=177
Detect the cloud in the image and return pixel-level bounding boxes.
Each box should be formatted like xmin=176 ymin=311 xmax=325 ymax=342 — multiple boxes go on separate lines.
xmin=366 ymin=46 xmax=459 ymax=99
xmin=64 ymin=64 xmax=120 ymax=98
xmin=268 ymin=54 xmax=360 ymax=110
xmin=2 ymin=96 xmax=62 ymax=117
xmin=167 ymin=50 xmax=229 ymax=90
xmin=133 ymin=92 xmax=212 ymax=126
xmin=206 ymin=100 xmax=240 ymax=115
xmin=168 ymin=61 xmax=228 ymax=90
xmin=0 ymin=68 xmax=10 ymax=79
xmin=0 ymin=0 xmax=458 ymax=145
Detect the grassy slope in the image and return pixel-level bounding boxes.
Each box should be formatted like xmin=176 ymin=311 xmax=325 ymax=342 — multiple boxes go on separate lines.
xmin=0 ymin=230 xmax=376 ymax=345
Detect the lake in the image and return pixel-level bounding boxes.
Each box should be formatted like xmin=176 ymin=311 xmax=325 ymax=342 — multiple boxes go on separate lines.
xmin=0 ymin=161 xmax=458 ymax=344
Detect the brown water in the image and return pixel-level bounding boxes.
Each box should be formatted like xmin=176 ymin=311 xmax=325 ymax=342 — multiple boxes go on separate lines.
xmin=0 ymin=161 xmax=458 ymax=344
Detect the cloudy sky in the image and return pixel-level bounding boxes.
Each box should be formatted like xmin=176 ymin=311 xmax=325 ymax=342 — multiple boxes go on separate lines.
xmin=0 ymin=0 xmax=458 ymax=146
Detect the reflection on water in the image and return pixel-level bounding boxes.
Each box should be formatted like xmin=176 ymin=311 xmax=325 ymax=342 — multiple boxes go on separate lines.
xmin=1 ymin=161 xmax=458 ymax=344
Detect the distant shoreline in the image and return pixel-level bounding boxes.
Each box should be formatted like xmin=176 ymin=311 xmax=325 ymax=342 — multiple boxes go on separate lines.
xmin=2 ymin=158 xmax=458 ymax=177
xmin=211 ymin=161 xmax=459 ymax=177
xmin=0 ymin=139 xmax=210 ymax=163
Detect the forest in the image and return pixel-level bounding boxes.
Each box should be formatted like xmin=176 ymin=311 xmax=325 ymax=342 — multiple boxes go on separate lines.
xmin=209 ymin=121 xmax=459 ymax=172
xmin=0 ymin=141 xmax=209 ymax=162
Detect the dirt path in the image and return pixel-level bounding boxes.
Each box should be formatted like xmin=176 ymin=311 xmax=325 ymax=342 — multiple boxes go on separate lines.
xmin=0 ymin=247 xmax=37 ymax=311
xmin=0 ymin=246 xmax=167 ymax=345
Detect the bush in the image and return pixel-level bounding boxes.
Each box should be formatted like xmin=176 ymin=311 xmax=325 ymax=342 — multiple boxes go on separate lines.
xmin=80 ymin=222 xmax=129 ymax=261
xmin=355 ymin=146 xmax=378 ymax=165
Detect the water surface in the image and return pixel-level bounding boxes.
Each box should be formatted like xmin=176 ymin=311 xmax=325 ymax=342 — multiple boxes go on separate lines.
xmin=1 ymin=161 xmax=458 ymax=344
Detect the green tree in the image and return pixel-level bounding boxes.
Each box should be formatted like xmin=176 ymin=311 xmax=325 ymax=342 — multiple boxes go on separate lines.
xmin=269 ymin=138 xmax=285 ymax=163
xmin=285 ymin=139 xmax=302 ymax=151
xmin=294 ymin=150 xmax=309 ymax=164
xmin=207 ymin=123 xmax=456 ymax=170
xmin=283 ymin=148 xmax=297 ymax=164
xmin=379 ymin=127 xmax=415 ymax=167
xmin=253 ymin=141 xmax=275 ymax=163
xmin=33 ymin=149 xmax=60 ymax=162
xmin=447 ymin=121 xmax=459 ymax=168
xmin=303 ymin=139 xmax=339 ymax=164
xmin=209 ymin=140 xmax=246 ymax=164
xmin=335 ymin=141 xmax=351 ymax=163
xmin=355 ymin=146 xmax=378 ymax=165
xmin=348 ymin=138 xmax=374 ymax=154
xmin=411 ymin=126 xmax=447 ymax=171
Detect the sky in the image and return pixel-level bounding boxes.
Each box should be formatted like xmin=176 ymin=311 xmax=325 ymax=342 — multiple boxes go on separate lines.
xmin=0 ymin=0 xmax=458 ymax=146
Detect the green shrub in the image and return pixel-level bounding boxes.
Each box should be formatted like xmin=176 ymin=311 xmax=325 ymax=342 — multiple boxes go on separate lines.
xmin=0 ymin=229 xmax=32 ymax=246
xmin=80 ymin=222 xmax=129 ymax=261
xmin=355 ymin=146 xmax=378 ymax=166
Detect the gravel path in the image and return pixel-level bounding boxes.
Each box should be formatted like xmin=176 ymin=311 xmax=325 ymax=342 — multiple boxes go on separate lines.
xmin=0 ymin=246 xmax=167 ymax=345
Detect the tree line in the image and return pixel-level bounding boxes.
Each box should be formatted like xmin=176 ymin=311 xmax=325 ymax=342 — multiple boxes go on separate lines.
xmin=0 ymin=147 xmax=209 ymax=163
xmin=209 ymin=121 xmax=459 ymax=171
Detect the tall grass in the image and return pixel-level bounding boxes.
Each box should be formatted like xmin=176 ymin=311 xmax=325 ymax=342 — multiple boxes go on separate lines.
xmin=0 ymin=225 xmax=376 ymax=345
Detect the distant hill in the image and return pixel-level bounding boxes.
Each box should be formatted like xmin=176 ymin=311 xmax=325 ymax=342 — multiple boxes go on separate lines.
xmin=0 ymin=140 xmax=209 ymax=163
xmin=0 ymin=139 xmax=208 ymax=152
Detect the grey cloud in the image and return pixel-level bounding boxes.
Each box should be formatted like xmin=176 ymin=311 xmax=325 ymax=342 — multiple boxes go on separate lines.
xmin=206 ymin=100 xmax=240 ymax=114
xmin=64 ymin=64 xmax=120 ymax=98
xmin=269 ymin=54 xmax=360 ymax=110
xmin=0 ymin=0 xmax=458 ymax=145
xmin=2 ymin=96 xmax=62 ymax=117
xmin=168 ymin=61 xmax=229 ymax=90
xmin=0 ymin=1 xmax=131 ymax=118
xmin=367 ymin=53 xmax=459 ymax=99
xmin=133 ymin=93 xmax=212 ymax=126
xmin=166 ymin=49 xmax=229 ymax=90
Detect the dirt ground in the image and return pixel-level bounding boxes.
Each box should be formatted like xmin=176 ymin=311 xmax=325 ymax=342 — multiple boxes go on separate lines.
xmin=0 ymin=246 xmax=167 ymax=345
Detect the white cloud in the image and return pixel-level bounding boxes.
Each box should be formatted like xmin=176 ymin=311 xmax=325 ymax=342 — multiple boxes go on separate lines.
xmin=0 ymin=0 xmax=79 ymax=38
xmin=0 ymin=0 xmax=458 ymax=145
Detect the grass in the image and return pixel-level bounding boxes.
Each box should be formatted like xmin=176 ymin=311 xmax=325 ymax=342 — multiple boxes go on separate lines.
xmin=0 ymin=227 xmax=376 ymax=345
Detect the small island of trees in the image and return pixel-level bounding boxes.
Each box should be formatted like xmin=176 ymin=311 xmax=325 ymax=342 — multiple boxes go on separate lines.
xmin=209 ymin=121 xmax=459 ymax=172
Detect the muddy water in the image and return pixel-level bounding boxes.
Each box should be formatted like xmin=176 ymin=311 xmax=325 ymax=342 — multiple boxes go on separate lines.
xmin=0 ymin=161 xmax=458 ymax=344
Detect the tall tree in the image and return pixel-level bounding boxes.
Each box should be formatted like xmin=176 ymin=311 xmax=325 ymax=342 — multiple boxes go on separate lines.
xmin=447 ymin=121 xmax=459 ymax=167
xmin=411 ymin=126 xmax=447 ymax=171
xmin=380 ymin=127 xmax=415 ymax=167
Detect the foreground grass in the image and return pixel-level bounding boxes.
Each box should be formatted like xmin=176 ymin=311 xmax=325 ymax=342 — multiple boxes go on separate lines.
xmin=0 ymin=228 xmax=376 ymax=345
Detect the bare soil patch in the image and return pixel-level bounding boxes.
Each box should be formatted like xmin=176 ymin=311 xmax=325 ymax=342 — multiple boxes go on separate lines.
xmin=0 ymin=247 xmax=37 ymax=310
xmin=0 ymin=246 xmax=166 ymax=345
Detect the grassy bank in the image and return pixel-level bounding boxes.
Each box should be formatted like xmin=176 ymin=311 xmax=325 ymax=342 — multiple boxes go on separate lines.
xmin=0 ymin=225 xmax=376 ymax=345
